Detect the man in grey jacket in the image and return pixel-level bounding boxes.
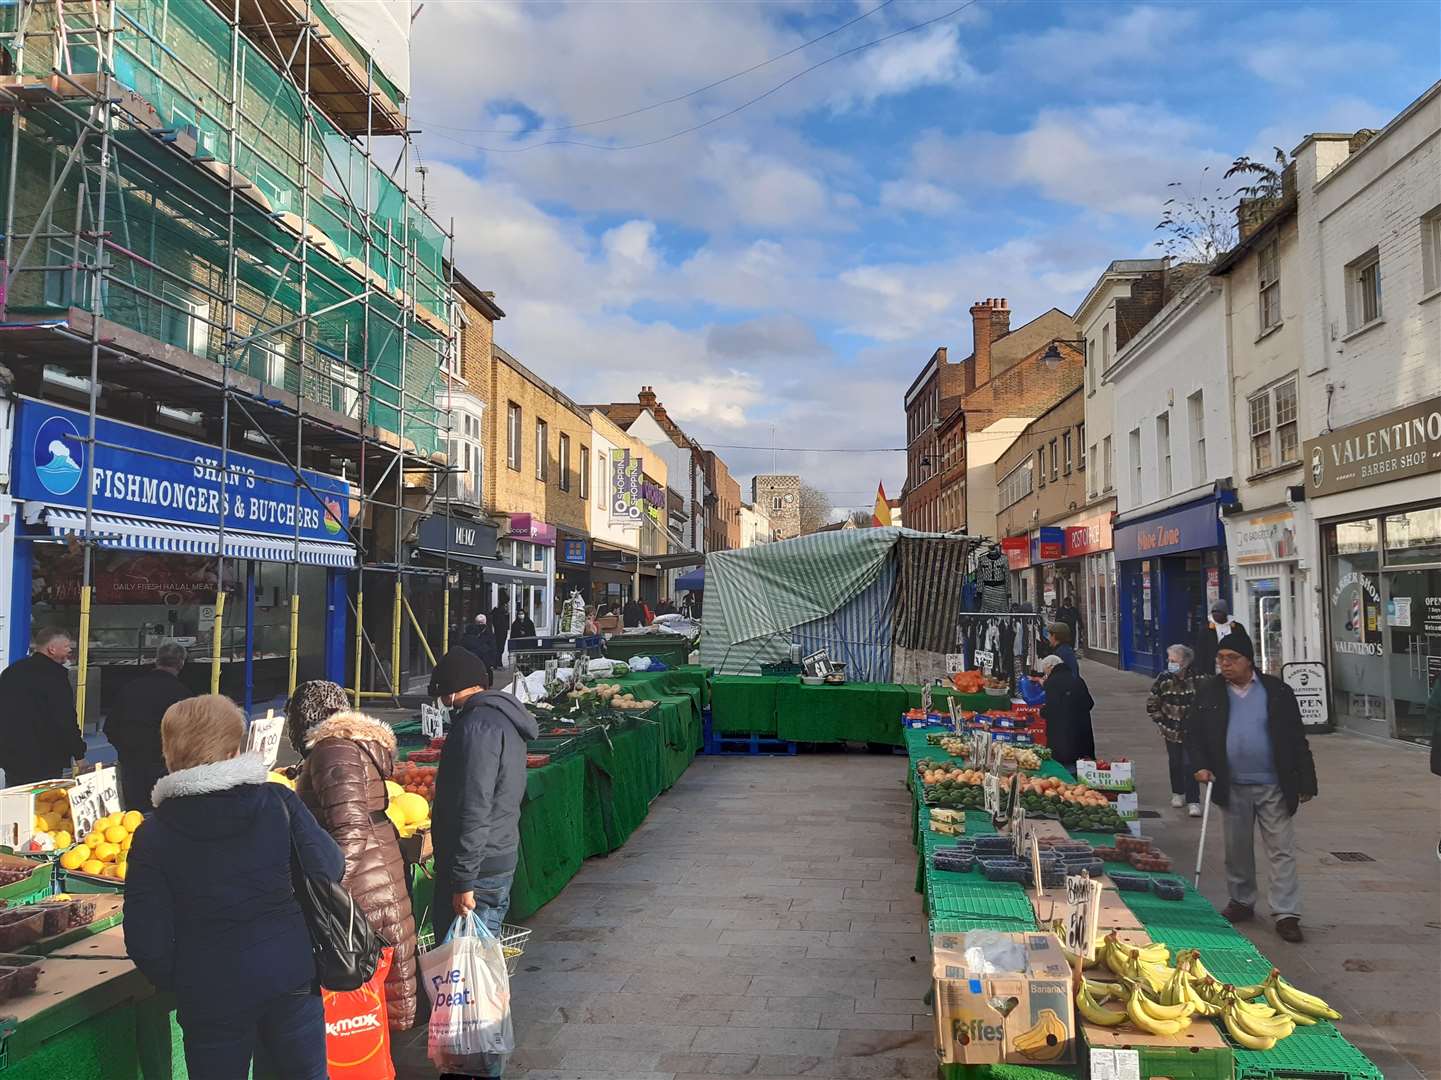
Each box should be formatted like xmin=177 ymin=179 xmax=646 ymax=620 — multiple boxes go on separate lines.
xmin=428 ymin=647 xmax=539 ymax=942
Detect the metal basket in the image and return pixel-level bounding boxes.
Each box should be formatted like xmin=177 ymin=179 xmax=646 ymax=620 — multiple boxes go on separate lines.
xmin=415 ymin=923 xmax=532 ymax=976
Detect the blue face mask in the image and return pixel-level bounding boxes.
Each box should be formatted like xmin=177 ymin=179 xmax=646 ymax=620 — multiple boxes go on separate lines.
xmin=1166 ymin=661 xmax=1182 ymax=674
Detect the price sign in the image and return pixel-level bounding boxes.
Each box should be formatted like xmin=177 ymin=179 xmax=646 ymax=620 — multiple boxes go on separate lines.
xmin=420 ymin=703 xmax=448 ymax=739
xmin=920 ymin=681 xmax=933 ymax=716
xmin=945 ymin=653 xmax=966 ymax=674
xmin=969 ymin=729 xmax=991 ymax=770
xmin=948 ymin=696 xmax=962 ymax=734
xmin=1028 ymin=833 xmax=1045 ymax=897
xmin=974 ymin=649 xmax=995 ymax=675
xmin=244 ymin=710 xmax=286 ymax=769
xmin=983 ymin=773 xmax=1000 ymax=817
xmin=1064 ymin=874 xmax=1103 ymax=961
xmin=1011 ymin=806 xmax=1029 ymax=859
xmin=69 ymin=765 xmax=120 ymax=840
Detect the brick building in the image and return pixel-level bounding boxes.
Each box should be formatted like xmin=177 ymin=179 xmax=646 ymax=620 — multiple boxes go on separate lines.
xmin=704 ymin=450 xmax=742 ymax=552
xmin=901 ymin=299 xmax=1082 ymax=536
xmin=752 ymin=474 xmax=801 ymax=539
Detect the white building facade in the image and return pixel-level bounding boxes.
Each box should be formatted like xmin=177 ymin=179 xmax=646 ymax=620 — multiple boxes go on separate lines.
xmin=1293 ymin=84 xmax=1441 ymax=744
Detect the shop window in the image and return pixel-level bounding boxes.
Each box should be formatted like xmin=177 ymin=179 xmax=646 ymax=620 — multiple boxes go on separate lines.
xmin=1383 ymin=507 xmax=1441 ymax=565
xmin=1345 ymin=248 xmax=1382 ymax=330
xmin=1248 ymin=377 xmax=1298 ymax=474
xmin=1258 ymin=239 xmax=1281 ymax=332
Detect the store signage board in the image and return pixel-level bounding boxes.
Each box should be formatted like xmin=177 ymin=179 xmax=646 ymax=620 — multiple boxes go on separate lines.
xmin=1033 ymin=527 xmax=1065 ymax=563
xmin=416 ymin=515 xmax=498 ymax=561
xmin=1233 ymin=510 xmax=1298 ymax=565
xmin=1063 ymin=515 xmax=1113 ymax=558
xmin=1001 ymin=535 xmax=1031 ymax=570
xmin=1113 ymin=499 xmax=1224 ymax=561
xmin=69 ymin=766 xmax=121 ymax=840
xmin=1302 ymin=394 xmax=1441 ymax=498
xmin=506 ymin=513 xmax=556 ymax=547
xmin=14 ymin=398 xmax=350 ymax=540
xmin=1282 ymin=661 xmax=1329 ymax=727
xmin=609 ymin=449 xmax=647 ymax=526
xmin=244 ymin=710 xmax=285 ymax=769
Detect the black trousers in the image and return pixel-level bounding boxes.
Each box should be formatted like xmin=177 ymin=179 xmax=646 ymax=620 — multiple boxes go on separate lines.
xmin=1166 ymin=739 xmax=1199 ymax=802
xmin=118 ymin=758 xmax=167 ymax=813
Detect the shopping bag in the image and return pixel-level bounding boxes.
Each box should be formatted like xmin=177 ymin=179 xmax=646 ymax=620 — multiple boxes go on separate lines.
xmin=322 ymin=946 xmax=395 ymax=1080
xmin=422 ymin=912 xmax=514 ymax=1076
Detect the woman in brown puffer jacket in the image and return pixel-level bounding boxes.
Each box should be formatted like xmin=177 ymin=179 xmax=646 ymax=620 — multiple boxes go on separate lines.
xmin=286 ymin=682 xmax=418 ymax=1031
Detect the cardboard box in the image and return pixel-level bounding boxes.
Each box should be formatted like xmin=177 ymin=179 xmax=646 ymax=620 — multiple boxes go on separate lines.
xmin=1083 ymin=1016 xmax=1235 ymax=1079
xmin=931 ymin=931 xmax=1076 ymax=1067
xmin=1076 ymin=759 xmax=1135 ymax=791
xmin=0 ymin=780 xmax=75 ymax=852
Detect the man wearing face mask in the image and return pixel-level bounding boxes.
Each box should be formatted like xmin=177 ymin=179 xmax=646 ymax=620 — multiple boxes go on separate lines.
xmin=0 ymin=627 xmax=89 ymax=785
xmin=427 ymin=647 xmax=540 ymax=944
xmin=1194 ymin=600 xmax=1251 ymax=675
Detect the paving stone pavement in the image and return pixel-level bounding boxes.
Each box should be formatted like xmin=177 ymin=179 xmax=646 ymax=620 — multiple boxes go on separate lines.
xmin=395 ymin=661 xmax=1440 ymax=1079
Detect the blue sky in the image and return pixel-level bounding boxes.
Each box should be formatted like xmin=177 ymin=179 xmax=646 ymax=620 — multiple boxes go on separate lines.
xmin=410 ymin=0 xmax=1439 ymax=513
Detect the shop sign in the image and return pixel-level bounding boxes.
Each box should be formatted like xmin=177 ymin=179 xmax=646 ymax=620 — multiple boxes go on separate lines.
xmin=14 ymin=399 xmax=349 ymax=540
xmin=1000 ymin=535 xmax=1030 ymax=570
xmin=1205 ymin=567 xmax=1221 ymax=608
xmin=1424 ymin=596 xmax=1441 ymax=637
xmin=1063 ymin=515 xmax=1113 ymax=557
xmin=1233 ymin=510 xmax=1298 ymax=565
xmin=1033 ymin=527 xmax=1065 ymax=562
xmin=1282 ymin=661 xmax=1329 ymax=727
xmin=506 ymin=512 xmax=556 ymax=547
xmin=33 ymin=551 xmax=223 ymax=606
xmin=1113 ymin=499 xmax=1222 ymax=561
xmin=609 ymin=449 xmax=647 ymax=526
xmin=1328 ymin=570 xmax=1383 ymax=655
xmin=1303 ymin=394 xmax=1441 ymax=498
xmin=561 ymin=538 xmax=588 ymax=565
xmin=416 ymin=515 xmax=497 ymax=561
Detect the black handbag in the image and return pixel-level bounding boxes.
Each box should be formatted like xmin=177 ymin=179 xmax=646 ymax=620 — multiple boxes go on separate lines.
xmin=275 ymin=790 xmax=384 ymax=991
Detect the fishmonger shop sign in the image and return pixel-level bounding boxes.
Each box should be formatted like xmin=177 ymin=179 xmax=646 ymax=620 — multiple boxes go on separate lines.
xmin=1303 ymin=394 xmax=1441 ymax=498
xmin=14 ymin=398 xmax=350 ymax=541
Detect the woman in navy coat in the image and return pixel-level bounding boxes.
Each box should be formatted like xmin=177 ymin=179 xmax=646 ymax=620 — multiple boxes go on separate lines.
xmin=124 ymin=694 xmax=343 ymax=1080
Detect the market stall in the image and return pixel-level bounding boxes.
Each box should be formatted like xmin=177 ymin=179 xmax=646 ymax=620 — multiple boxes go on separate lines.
xmin=602 ymin=631 xmax=693 ymax=668
xmin=905 ymin=726 xmax=1384 ymax=1078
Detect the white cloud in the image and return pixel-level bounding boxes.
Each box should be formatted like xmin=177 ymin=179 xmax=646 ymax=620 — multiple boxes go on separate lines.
xmin=879 ymin=178 xmax=961 ymax=215
xmin=831 ymin=24 xmax=978 ymax=109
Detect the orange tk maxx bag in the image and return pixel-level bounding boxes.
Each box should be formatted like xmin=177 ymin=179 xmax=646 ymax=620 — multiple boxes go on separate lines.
xmin=323 ymin=946 xmax=396 ymax=1080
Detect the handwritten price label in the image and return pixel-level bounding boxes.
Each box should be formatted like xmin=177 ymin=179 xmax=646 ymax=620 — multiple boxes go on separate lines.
xmin=244 ymin=711 xmax=285 ymax=769
xmin=69 ymin=766 xmax=121 ymax=839
xmin=420 ymin=703 xmax=448 ymax=739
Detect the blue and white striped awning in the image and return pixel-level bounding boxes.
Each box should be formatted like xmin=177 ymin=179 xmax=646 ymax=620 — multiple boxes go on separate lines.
xmin=41 ymin=508 xmax=357 ymax=568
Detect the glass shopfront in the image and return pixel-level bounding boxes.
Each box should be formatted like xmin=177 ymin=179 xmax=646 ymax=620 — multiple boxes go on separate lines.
xmin=1323 ymin=504 xmax=1441 ymax=743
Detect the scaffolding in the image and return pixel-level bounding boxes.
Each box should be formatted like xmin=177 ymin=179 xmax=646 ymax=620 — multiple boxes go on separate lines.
xmin=0 ymin=0 xmax=458 ymax=717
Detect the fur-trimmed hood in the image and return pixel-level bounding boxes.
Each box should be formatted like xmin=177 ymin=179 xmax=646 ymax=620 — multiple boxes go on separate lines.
xmin=152 ymin=753 xmax=268 ymax=805
xmin=304 ymin=711 xmax=397 ymax=752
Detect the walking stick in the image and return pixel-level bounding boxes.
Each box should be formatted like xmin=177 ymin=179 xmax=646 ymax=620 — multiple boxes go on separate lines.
xmin=1193 ymin=780 xmax=1215 ymax=889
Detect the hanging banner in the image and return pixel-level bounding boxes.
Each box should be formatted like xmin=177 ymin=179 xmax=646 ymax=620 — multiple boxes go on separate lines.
xmin=13 ymin=398 xmax=349 ymax=540
xmin=609 ymin=450 xmax=646 ymax=526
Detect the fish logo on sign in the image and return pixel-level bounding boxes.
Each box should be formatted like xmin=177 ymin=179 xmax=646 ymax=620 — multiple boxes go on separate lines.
xmin=33 ymin=415 xmax=84 ymax=495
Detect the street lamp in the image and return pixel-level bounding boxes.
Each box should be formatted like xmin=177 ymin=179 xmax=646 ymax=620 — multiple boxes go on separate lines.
xmin=1039 ymin=338 xmax=1088 ymax=371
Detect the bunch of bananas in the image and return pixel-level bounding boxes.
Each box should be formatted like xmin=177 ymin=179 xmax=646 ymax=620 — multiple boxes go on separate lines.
xmin=1074 ymin=935 xmax=1341 ymax=1049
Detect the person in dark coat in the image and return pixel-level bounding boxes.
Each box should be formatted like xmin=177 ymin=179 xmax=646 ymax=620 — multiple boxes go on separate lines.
xmin=427 ymin=648 xmax=539 ymax=944
xmin=460 ymin=613 xmax=501 ymax=670
xmin=1036 ymin=653 xmax=1095 ymax=769
xmin=0 ymin=627 xmax=87 ymax=785
xmin=1056 ymin=597 xmax=1081 ymax=651
xmin=1185 ymin=632 xmax=1316 ymax=943
xmin=104 ymin=640 xmax=192 ymax=812
xmin=656 ymin=597 xmax=677 ymax=616
xmin=1428 ymin=678 xmax=1441 ymax=861
xmin=287 ymin=684 xmax=419 ymax=1032
xmin=1194 ymin=600 xmax=1250 ymax=675
xmin=622 ymin=598 xmax=646 ymax=628
xmin=124 ymin=694 xmax=343 ymax=1080
xmin=1046 ymin=622 xmax=1080 ymax=677
xmin=509 ymin=609 xmax=537 ymax=640
xmin=1145 ymin=643 xmax=1203 ymax=817
xmin=490 ymin=594 xmax=511 ymax=659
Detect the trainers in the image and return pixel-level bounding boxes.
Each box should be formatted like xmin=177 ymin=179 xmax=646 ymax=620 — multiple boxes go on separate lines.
xmin=1276 ymin=917 xmax=1304 ymax=943
xmin=1170 ymin=793 xmax=1185 ymax=808
xmin=1221 ymin=901 xmax=1255 ymax=924
xmin=1187 ymin=803 xmax=1202 ymax=817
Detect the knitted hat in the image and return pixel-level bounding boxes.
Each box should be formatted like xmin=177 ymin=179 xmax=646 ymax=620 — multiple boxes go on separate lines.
xmin=1216 ymin=632 xmax=1253 ymax=662
xmin=285 ymin=679 xmax=350 ymax=752
xmin=429 ymin=646 xmax=492 ymax=698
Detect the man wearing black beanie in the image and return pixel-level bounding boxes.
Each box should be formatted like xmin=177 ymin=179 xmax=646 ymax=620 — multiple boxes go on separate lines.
xmin=428 ymin=646 xmax=539 ymax=949
xmin=1186 ymin=632 xmax=1317 ymax=943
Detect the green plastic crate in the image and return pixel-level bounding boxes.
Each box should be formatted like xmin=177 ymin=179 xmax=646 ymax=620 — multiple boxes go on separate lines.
xmin=1232 ymin=1020 xmax=1384 ymax=1079
xmin=1083 ymin=1033 xmax=1235 ymax=1080
xmin=59 ymin=870 xmax=124 ymax=894
xmin=0 ymin=856 xmax=53 ymax=904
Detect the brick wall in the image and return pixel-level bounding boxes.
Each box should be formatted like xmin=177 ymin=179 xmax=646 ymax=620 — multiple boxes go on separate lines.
xmin=994 ymin=389 xmax=1087 ymax=539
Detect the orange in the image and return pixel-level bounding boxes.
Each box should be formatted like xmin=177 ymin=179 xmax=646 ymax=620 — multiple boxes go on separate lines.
xmin=81 ymin=859 xmax=105 ymax=876
xmin=104 ymin=825 xmax=128 ymax=844
xmin=121 ymin=811 xmax=143 ymax=832
xmin=94 ymin=841 xmax=120 ymax=863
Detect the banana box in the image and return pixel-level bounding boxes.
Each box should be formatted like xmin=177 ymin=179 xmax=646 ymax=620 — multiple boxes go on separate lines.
xmin=931 ymin=931 xmax=1076 ymax=1066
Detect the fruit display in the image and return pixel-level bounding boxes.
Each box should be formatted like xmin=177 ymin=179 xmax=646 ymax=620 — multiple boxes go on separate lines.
xmin=1076 ymin=934 xmax=1341 ymax=1050
xmin=0 ymin=866 xmax=39 ymax=888
xmin=950 ymin=670 xmax=985 ymax=694
xmin=568 ymin=683 xmax=656 ymax=712
xmin=25 ymin=786 xmax=75 ymax=853
xmin=57 ymin=810 xmax=143 ymax=881
xmin=0 ymin=954 xmax=42 ymax=1003
xmin=385 ymin=788 xmax=432 ymax=838
xmin=395 ymin=761 xmax=437 ymax=801
xmin=526 ymin=753 xmax=552 ymax=768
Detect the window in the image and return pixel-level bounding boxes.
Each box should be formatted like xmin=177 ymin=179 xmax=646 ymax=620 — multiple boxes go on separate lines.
xmin=1129 ymin=427 xmax=1142 ymax=504
xmin=557 ymin=433 xmax=571 ymax=491
xmin=535 ymin=420 xmax=548 ymax=481
xmin=329 ymin=359 xmax=360 ymax=419
xmin=1077 ymin=424 xmax=1085 ymax=471
xmin=1063 ymin=431 xmax=1073 ymax=475
xmin=447 ymin=315 xmax=466 ymax=377
xmin=1346 ymin=248 xmax=1382 ymax=329
xmin=579 ymin=446 xmax=589 ymax=500
xmin=248 ymin=339 xmax=289 ymax=392
xmin=506 ymin=402 xmax=521 ymax=470
xmin=772 ymin=496 xmax=784 ymax=511
xmin=1049 ymin=440 xmax=1058 ymax=481
xmin=1258 ymin=239 xmax=1281 ymax=332
xmin=1087 ymin=444 xmax=1098 ymax=496
xmin=1037 ymin=449 xmax=1047 ymax=488
xmin=1248 ymin=377 xmax=1299 ymax=474
xmin=1188 ymin=391 xmax=1206 ymax=484
xmin=1086 ymin=338 xmax=1095 ymax=394
xmin=1156 ymin=412 xmax=1172 ymax=496
xmin=1423 ymin=206 xmax=1441 ymax=294
xmin=1102 ymin=435 xmax=1113 ymax=491
xmin=1101 ymin=324 xmax=1111 ymax=367
xmin=999 ymin=459 xmax=1034 ymax=510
